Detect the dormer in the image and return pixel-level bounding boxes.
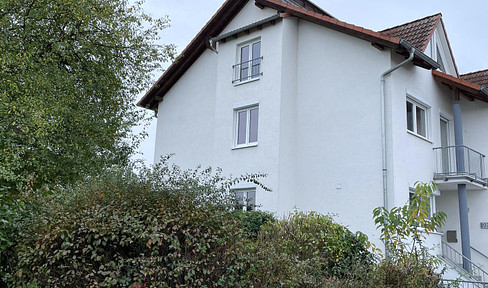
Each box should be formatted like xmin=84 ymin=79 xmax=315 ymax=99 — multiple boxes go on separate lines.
xmin=381 ymin=13 xmax=458 ymax=77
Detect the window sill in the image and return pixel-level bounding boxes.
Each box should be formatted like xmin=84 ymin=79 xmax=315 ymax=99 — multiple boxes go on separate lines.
xmin=233 ymin=76 xmax=260 ymax=86
xmin=407 ymin=130 xmax=433 ymax=144
xmin=232 ymin=143 xmax=258 ymax=150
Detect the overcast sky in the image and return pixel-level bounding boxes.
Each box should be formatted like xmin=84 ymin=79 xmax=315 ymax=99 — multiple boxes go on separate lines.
xmin=135 ymin=0 xmax=488 ymax=164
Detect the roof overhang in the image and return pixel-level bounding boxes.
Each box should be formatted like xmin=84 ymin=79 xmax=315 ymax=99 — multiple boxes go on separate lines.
xmin=139 ymin=0 xmax=443 ymax=110
xmin=432 ymin=70 xmax=488 ymax=103
xmin=138 ymin=0 xmax=249 ymax=110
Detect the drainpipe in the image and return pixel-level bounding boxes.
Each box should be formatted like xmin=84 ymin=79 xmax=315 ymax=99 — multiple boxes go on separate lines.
xmin=380 ymin=46 xmax=415 ymax=211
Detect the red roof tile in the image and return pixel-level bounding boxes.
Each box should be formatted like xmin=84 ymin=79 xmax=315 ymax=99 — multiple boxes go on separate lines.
xmin=381 ymin=14 xmax=441 ymax=52
xmin=461 ymin=69 xmax=488 ymax=88
xmin=279 ymin=0 xmax=333 ymax=17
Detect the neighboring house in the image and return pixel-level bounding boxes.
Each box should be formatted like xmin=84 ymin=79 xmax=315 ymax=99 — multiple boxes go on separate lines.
xmin=139 ymin=0 xmax=488 ymax=280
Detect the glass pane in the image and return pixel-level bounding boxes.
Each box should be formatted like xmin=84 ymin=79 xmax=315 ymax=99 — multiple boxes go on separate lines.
xmin=249 ymin=108 xmax=258 ymax=143
xmin=416 ymin=106 xmax=426 ymax=137
xmin=440 ymin=119 xmax=450 ymax=173
xmin=246 ymin=190 xmax=256 ymax=211
xmin=406 ymin=101 xmax=414 ymax=132
xmin=240 ymin=45 xmax=249 ymax=81
xmin=237 ymin=111 xmax=247 ymax=145
xmin=235 ymin=191 xmax=245 ymax=211
xmin=437 ymin=47 xmax=446 ymax=72
xmin=251 ymin=42 xmax=261 ymax=78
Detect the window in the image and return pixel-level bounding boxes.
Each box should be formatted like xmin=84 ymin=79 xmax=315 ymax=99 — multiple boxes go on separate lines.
xmin=409 ymin=187 xmax=435 ymax=218
xmin=233 ymin=40 xmax=262 ymax=83
xmin=436 ymin=46 xmax=446 ymax=72
xmin=406 ymin=99 xmax=428 ymax=138
xmin=234 ymin=189 xmax=256 ymax=211
xmin=235 ymin=106 xmax=258 ymax=147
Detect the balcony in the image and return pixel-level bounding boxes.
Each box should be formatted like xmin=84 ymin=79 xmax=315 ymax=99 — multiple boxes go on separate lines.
xmin=232 ymin=57 xmax=263 ymax=84
xmin=434 ymin=145 xmax=488 ymax=189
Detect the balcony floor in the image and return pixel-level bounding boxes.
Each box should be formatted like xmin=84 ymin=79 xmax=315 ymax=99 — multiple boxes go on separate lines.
xmin=434 ymin=174 xmax=488 ymax=191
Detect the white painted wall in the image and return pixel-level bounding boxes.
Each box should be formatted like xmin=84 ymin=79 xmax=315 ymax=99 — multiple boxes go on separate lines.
xmin=292 ymin=19 xmax=390 ymax=244
xmin=220 ymin=0 xmax=277 ymax=35
xmin=152 ymin=1 xmax=488 ymax=266
xmin=154 ymin=49 xmax=217 ymax=169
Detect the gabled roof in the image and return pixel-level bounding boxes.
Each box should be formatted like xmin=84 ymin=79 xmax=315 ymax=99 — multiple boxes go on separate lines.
xmin=381 ymin=13 xmax=441 ymax=52
xmin=461 ymin=70 xmax=488 ymax=88
xmin=139 ymin=0 xmax=440 ymax=110
xmin=138 ymin=0 xmax=333 ymax=110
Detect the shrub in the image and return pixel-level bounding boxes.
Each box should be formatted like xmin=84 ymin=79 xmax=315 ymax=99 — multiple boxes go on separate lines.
xmin=371 ymin=181 xmax=446 ymax=288
xmin=243 ymin=212 xmax=374 ymax=287
xmin=231 ymin=210 xmax=275 ymax=238
xmin=10 ymin=160 xmax=265 ymax=287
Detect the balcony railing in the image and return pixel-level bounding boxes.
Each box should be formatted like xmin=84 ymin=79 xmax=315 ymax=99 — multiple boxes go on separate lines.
xmin=434 ymin=145 xmax=487 ymax=186
xmin=441 ymin=280 xmax=488 ymax=288
xmin=232 ymin=57 xmax=263 ymax=84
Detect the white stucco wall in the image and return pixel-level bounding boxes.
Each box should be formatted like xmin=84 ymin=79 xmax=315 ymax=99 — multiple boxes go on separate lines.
xmin=220 ymin=0 xmax=277 ymax=35
xmin=154 ymin=49 xmax=217 ymax=169
xmin=292 ymin=19 xmax=390 ymax=243
xmin=460 ymin=98 xmax=488 ymax=263
xmin=152 ymin=1 xmax=488 ymax=263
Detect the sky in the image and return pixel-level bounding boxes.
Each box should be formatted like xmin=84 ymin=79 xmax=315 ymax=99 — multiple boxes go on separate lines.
xmin=134 ymin=0 xmax=488 ymax=165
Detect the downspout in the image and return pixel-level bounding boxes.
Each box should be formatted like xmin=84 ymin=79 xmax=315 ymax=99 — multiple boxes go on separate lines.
xmin=380 ymin=45 xmax=415 ymax=211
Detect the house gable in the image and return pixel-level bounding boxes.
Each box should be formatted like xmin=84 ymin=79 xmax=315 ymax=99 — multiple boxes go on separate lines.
xmin=424 ymin=19 xmax=459 ymax=77
xmin=219 ymin=0 xmax=277 ymax=35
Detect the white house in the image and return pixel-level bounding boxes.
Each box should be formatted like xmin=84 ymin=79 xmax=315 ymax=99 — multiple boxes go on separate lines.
xmin=139 ymin=0 xmax=488 ymax=281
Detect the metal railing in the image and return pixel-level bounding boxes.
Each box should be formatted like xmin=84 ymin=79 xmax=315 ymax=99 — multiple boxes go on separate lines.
xmin=442 ymin=241 xmax=488 ymax=282
xmin=440 ymin=279 xmax=488 ymax=288
xmin=433 ymin=145 xmax=487 ymax=185
xmin=232 ymin=57 xmax=263 ymax=83
xmin=472 ymin=246 xmax=488 ymax=265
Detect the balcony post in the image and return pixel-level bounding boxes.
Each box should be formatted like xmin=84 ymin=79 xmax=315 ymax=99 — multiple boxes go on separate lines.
xmin=453 ymin=102 xmax=472 ymax=271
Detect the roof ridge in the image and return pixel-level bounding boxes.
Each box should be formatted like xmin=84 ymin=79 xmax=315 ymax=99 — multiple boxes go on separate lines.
xmin=460 ymin=69 xmax=488 ymax=76
xmin=379 ymin=13 xmax=442 ymax=33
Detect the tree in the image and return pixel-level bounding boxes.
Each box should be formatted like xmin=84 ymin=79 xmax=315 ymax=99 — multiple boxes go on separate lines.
xmin=372 ymin=182 xmax=446 ymax=287
xmin=0 ymin=0 xmax=175 ymax=192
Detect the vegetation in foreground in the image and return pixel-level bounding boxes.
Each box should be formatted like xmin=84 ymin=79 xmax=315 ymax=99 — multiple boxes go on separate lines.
xmin=1 ymin=158 xmax=446 ymax=287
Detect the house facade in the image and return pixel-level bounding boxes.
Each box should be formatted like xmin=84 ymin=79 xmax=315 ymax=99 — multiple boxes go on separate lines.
xmin=139 ymin=0 xmax=488 ymax=279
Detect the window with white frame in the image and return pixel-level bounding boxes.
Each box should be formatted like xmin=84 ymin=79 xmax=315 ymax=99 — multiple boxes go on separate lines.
xmin=233 ymin=40 xmax=262 ymax=83
xmin=234 ymin=188 xmax=256 ymax=211
xmin=235 ymin=106 xmax=258 ymax=147
xmin=406 ymin=98 xmax=429 ymax=138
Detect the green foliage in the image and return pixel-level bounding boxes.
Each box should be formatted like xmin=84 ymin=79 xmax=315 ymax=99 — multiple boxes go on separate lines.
xmin=372 ymin=181 xmax=446 ymax=287
xmin=0 ymin=0 xmax=175 ymax=193
xmin=243 ymin=212 xmax=374 ymax=287
xmin=9 ymin=160 xmax=266 ymax=287
xmin=231 ymin=210 xmax=275 ymax=238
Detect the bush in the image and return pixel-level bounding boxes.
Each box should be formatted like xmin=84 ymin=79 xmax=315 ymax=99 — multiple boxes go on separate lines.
xmin=231 ymin=210 xmax=275 ymax=238
xmin=243 ymin=212 xmax=374 ymax=287
xmin=10 ymin=161 xmax=265 ymax=287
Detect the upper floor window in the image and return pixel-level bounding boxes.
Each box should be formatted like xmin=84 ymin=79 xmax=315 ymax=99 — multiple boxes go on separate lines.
xmin=406 ymin=98 xmax=429 ymax=139
xmin=232 ymin=40 xmax=262 ymax=84
xmin=235 ymin=105 xmax=258 ymax=147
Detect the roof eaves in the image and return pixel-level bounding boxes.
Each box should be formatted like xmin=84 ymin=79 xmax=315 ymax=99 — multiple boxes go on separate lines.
xmin=210 ymin=14 xmax=281 ymax=42
xmin=482 ymin=86 xmax=488 ymax=96
xmin=138 ymin=0 xmax=249 ymax=110
xmin=255 ymin=0 xmax=401 ymax=49
xmin=432 ymin=70 xmax=488 ymax=103
xmin=400 ymin=40 xmax=440 ymax=70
